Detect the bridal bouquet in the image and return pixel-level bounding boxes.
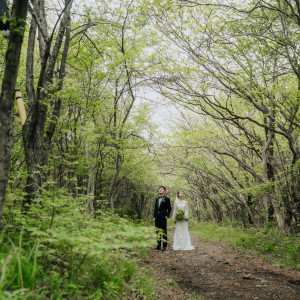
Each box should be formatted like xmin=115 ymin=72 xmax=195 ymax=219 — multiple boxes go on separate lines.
xmin=175 ymin=209 xmax=188 ymax=221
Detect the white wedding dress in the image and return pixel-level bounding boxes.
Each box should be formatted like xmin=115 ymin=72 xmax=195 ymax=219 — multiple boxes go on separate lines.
xmin=172 ymin=201 xmax=194 ymax=251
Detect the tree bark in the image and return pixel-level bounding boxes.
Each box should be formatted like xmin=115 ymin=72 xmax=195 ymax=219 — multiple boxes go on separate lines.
xmin=0 ymin=0 xmax=29 ymax=221
xmin=22 ymin=0 xmax=73 ymax=207
xmin=262 ymin=115 xmax=287 ymax=235
xmin=109 ymin=153 xmax=124 ymax=210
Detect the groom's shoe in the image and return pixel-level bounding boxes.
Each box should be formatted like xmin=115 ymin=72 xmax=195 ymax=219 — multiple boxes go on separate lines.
xmin=162 ymin=247 xmax=167 ymax=251
xmin=154 ymin=247 xmax=161 ymax=250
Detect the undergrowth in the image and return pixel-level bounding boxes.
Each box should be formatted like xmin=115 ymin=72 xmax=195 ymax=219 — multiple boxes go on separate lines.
xmin=0 ymin=188 xmax=155 ymax=299
xmin=191 ymin=221 xmax=300 ymax=270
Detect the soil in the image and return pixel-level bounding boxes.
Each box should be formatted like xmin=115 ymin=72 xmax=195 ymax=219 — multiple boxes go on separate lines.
xmin=142 ymin=227 xmax=300 ymax=300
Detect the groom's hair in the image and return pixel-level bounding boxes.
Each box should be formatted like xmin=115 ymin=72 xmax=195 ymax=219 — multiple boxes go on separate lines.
xmin=159 ymin=186 xmax=166 ymax=191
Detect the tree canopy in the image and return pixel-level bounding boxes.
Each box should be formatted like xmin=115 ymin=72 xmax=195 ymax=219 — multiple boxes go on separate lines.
xmin=0 ymin=0 xmax=299 ymax=231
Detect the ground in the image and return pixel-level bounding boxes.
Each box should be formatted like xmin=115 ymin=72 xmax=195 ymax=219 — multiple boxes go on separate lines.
xmin=141 ymin=227 xmax=300 ymax=300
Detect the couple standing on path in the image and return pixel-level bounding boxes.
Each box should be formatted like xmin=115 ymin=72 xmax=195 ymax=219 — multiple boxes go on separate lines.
xmin=153 ymin=186 xmax=194 ymax=251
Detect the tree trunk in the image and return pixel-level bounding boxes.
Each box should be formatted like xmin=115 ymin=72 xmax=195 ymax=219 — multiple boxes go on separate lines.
xmin=0 ymin=0 xmax=29 ymax=221
xmin=109 ymin=153 xmax=124 ymax=210
xmin=85 ymin=140 xmax=95 ymax=214
xmin=86 ymin=172 xmax=95 ymax=215
xmin=262 ymin=115 xmax=287 ymax=235
xmin=192 ymin=195 xmax=202 ymax=222
xmin=22 ymin=0 xmax=73 ymax=207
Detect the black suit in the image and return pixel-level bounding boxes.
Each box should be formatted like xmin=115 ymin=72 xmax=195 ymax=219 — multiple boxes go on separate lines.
xmin=153 ymin=195 xmax=172 ymax=248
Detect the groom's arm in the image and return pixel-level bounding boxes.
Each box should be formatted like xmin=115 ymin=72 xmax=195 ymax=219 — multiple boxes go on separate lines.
xmin=166 ymin=197 xmax=171 ymax=218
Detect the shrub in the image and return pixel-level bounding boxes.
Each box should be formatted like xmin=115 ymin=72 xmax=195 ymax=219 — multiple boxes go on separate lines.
xmin=0 ymin=188 xmax=155 ymax=299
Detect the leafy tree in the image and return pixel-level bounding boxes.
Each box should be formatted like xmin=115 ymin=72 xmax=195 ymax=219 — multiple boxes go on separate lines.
xmin=144 ymin=0 xmax=299 ymax=233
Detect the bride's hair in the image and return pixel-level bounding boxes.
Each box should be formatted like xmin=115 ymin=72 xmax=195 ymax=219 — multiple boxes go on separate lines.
xmin=177 ymin=190 xmax=183 ymax=197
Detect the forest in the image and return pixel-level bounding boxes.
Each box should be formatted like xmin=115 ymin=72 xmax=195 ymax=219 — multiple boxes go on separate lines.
xmin=0 ymin=0 xmax=299 ymax=299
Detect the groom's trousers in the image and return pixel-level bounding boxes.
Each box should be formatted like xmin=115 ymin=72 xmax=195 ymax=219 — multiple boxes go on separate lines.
xmin=155 ymin=217 xmax=167 ymax=248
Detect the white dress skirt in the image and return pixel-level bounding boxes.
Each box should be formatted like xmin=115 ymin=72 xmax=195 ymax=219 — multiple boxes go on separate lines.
xmin=172 ymin=201 xmax=194 ymax=251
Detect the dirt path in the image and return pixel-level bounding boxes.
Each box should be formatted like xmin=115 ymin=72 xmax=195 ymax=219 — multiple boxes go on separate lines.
xmin=142 ymin=227 xmax=300 ymax=300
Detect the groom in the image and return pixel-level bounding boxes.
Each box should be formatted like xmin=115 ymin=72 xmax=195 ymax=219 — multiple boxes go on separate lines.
xmin=153 ymin=186 xmax=172 ymax=251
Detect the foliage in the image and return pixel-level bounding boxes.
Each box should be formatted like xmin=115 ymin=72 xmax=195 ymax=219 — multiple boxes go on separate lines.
xmin=0 ymin=188 xmax=155 ymax=299
xmin=142 ymin=0 xmax=300 ymax=234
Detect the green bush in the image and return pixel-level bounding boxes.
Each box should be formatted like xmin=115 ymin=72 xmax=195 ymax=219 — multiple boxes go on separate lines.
xmin=0 ymin=188 xmax=156 ymax=299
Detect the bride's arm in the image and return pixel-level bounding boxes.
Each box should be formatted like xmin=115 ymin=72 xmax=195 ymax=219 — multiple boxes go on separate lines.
xmin=172 ymin=202 xmax=177 ymax=220
xmin=184 ymin=202 xmax=188 ymax=218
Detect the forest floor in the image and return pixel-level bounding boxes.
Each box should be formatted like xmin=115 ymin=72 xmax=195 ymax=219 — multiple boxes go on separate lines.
xmin=140 ymin=227 xmax=300 ymax=300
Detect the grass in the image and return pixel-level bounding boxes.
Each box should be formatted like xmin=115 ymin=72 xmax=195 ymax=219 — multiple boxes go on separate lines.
xmin=191 ymin=221 xmax=300 ymax=270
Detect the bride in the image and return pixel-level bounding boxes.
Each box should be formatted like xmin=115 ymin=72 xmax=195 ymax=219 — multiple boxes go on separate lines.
xmin=172 ymin=190 xmax=194 ymax=251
